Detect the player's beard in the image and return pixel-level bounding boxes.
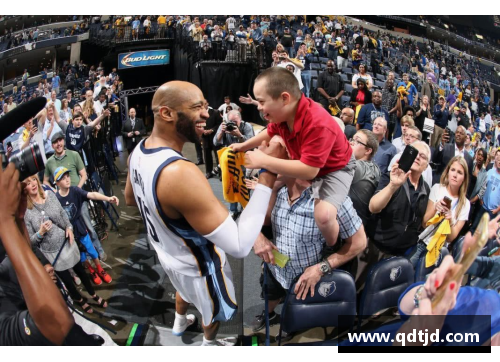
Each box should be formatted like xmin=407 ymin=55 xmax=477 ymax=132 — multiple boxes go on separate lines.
xmin=176 ymin=111 xmax=200 ymax=143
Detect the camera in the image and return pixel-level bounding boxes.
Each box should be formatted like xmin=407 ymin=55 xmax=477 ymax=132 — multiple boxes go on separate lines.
xmin=225 ymin=121 xmax=237 ymax=132
xmin=1 ymin=143 xmax=45 ymax=181
xmin=0 ymin=97 xmax=47 ymax=180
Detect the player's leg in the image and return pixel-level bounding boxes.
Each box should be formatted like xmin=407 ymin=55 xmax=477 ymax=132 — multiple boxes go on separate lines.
xmin=172 ymin=292 xmax=197 ymax=336
xmin=314 ymin=200 xmax=339 ymax=247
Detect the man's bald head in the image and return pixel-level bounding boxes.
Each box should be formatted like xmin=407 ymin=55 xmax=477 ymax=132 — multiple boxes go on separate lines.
xmin=152 ymin=81 xmax=205 ymax=113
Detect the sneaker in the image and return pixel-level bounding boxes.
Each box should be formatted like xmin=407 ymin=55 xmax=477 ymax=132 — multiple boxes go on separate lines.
xmin=172 ymin=314 xmax=197 ymax=336
xmin=99 ymin=251 xmax=107 ymax=262
xmin=90 ymin=270 xmax=103 ymax=285
xmin=251 ymin=311 xmax=278 ymax=333
xmin=97 ymin=269 xmax=112 ymax=284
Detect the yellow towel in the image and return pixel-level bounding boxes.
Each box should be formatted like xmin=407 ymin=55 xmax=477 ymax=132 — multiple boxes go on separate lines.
xmin=425 ymin=214 xmax=451 ymax=267
xmin=217 ymin=147 xmax=250 ymax=208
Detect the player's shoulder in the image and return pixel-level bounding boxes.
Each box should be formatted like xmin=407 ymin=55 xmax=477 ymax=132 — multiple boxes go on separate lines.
xmin=157 ymin=158 xmax=204 ymax=186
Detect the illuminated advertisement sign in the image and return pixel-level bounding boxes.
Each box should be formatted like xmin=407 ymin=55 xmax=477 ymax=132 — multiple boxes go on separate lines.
xmin=118 ymin=49 xmax=170 ymax=69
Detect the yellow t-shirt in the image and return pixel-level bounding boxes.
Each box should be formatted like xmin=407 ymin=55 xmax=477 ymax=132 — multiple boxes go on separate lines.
xmin=158 ymin=16 xmax=166 ymax=24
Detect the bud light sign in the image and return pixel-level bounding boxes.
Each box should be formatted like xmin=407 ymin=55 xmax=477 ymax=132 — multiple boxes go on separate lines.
xmin=118 ymin=49 xmax=170 ymax=69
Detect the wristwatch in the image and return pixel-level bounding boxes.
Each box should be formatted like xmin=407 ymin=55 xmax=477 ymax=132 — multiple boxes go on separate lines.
xmin=319 ymin=259 xmax=331 ymax=275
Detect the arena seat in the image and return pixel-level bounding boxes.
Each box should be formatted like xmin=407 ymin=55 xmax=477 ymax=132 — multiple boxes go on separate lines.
xmin=344 ymin=83 xmax=354 ymax=95
xmin=376 ymin=74 xmax=386 ymax=81
xmin=277 ymin=270 xmax=356 ymax=346
xmin=340 ymin=73 xmax=349 ymax=83
xmin=357 ymin=257 xmax=414 ymax=331
xmin=311 ymin=62 xmax=324 ymax=71
xmin=375 ymin=80 xmax=385 ymax=89
xmin=340 ymin=95 xmax=351 ymax=108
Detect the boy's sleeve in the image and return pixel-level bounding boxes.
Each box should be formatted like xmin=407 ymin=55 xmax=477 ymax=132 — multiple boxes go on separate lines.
xmin=299 ymin=127 xmax=336 ymax=169
xmin=73 ymin=186 xmax=89 ymax=202
xmin=266 ymin=123 xmax=279 ymax=138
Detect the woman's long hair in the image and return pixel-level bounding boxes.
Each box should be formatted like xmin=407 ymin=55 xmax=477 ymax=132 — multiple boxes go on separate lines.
xmin=23 ymin=174 xmax=46 ymax=210
xmin=82 ymin=98 xmax=95 ymax=118
xmin=439 ymin=156 xmax=469 ymax=220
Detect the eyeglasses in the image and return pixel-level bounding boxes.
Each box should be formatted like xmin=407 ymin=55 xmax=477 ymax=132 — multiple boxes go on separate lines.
xmin=405 ymin=133 xmax=419 ymax=141
xmin=350 ymin=138 xmax=371 ymax=149
xmin=416 ymin=152 xmax=429 ymax=161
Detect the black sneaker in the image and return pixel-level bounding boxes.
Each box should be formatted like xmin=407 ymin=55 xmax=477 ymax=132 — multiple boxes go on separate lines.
xmin=251 ymin=311 xmax=278 ymax=333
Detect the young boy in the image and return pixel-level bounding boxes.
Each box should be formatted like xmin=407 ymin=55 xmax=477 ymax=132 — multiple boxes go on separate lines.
xmin=54 ymin=166 xmax=119 ymax=285
xmin=232 ymin=67 xmax=355 ymax=248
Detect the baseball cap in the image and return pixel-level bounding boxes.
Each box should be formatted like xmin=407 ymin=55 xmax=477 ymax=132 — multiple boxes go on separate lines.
xmin=51 ymin=131 xmax=65 ymax=144
xmin=453 ymin=107 xmax=460 ymax=111
xmin=284 ymin=27 xmax=290 ymax=30
xmin=439 ymin=96 xmax=445 ymax=100
xmin=85 ymin=79 xmax=90 ymax=83
xmin=54 ymin=166 xmax=71 ymax=182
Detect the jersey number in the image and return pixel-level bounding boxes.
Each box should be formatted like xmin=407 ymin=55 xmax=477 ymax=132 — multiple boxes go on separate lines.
xmin=137 ymin=196 xmax=159 ymax=243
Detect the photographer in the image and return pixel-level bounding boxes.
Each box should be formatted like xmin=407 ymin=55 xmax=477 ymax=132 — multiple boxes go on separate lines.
xmin=214 ymin=110 xmax=255 ymax=217
xmin=0 ymin=163 xmax=74 ymax=345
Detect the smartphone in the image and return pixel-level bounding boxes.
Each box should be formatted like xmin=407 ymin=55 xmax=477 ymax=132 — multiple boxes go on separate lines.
xmin=398 ymin=145 xmax=419 ymax=173
xmin=32 ymin=118 xmax=38 ymax=129
xmin=443 ymin=196 xmax=452 ymax=209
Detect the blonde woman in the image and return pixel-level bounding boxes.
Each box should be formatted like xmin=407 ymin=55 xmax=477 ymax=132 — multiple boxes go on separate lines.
xmin=23 ymin=175 xmax=108 ymax=314
xmin=408 ymin=156 xmax=470 ymax=267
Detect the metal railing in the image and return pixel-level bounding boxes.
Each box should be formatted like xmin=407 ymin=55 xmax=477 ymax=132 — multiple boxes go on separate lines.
xmin=88 ymin=23 xmax=175 ymax=47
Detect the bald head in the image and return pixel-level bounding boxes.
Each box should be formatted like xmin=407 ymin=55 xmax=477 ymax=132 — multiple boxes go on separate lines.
xmin=340 ymin=107 xmax=354 ymax=125
xmin=152 ymin=81 xmax=205 ymax=114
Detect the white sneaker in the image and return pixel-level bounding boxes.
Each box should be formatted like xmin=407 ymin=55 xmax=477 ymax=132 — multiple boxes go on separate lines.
xmin=172 ymin=314 xmax=196 ymax=336
xmin=201 ymin=337 xmax=238 ymax=346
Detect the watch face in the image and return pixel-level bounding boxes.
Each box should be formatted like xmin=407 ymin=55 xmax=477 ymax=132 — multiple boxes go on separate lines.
xmin=320 ymin=263 xmax=329 ymax=273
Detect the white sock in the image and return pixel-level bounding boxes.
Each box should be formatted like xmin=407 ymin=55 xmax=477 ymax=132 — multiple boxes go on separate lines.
xmin=175 ymin=312 xmax=187 ymax=323
xmin=201 ymin=337 xmax=216 ymax=346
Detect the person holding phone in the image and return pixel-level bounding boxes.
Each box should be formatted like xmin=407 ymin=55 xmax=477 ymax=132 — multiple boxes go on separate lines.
xmin=368 ymin=141 xmax=431 ymax=257
xmin=407 ymin=156 xmax=471 ymax=267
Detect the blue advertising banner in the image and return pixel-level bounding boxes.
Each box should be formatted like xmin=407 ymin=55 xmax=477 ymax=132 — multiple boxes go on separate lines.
xmin=118 ymin=49 xmax=170 ymax=69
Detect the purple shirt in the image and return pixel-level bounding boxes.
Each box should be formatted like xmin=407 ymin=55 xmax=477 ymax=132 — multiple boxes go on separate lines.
xmin=446 ymin=93 xmax=456 ymax=105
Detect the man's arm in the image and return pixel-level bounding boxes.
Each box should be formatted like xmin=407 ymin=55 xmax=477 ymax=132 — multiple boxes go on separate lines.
xmin=369 ymin=167 xmax=407 ymax=214
xmin=87 ymin=109 xmax=110 ymax=128
xmin=163 ymin=161 xmax=277 ymax=258
xmin=250 ymin=155 xmax=320 ymax=180
xmin=0 ymin=164 xmax=73 ymax=345
xmin=77 ymin=165 xmax=87 ymax=189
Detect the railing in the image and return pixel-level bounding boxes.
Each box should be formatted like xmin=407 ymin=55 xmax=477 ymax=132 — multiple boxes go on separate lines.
xmin=88 ymin=23 xmax=175 ymax=47
xmin=0 ymin=35 xmax=79 ymax=60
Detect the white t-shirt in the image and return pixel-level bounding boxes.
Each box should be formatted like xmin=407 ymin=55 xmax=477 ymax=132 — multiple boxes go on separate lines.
xmin=277 ymin=62 xmax=304 ymax=90
xmin=418 ymin=183 xmax=470 ymax=245
xmin=391 ymin=137 xmax=405 ymax=154
xmin=226 ymin=17 xmax=236 ymax=30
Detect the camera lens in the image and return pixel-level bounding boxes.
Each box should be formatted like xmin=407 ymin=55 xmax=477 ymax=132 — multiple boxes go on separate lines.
xmin=9 ymin=142 xmax=45 ymax=180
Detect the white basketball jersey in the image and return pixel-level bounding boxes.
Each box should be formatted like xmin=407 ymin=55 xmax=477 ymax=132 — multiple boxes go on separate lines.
xmin=129 ymin=139 xmax=227 ymax=277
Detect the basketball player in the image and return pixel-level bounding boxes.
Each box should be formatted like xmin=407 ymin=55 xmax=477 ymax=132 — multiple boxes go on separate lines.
xmin=125 ymin=81 xmax=285 ymax=346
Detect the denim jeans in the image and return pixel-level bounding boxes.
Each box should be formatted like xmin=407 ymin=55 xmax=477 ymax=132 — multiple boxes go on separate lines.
xmin=301 ymin=70 xmax=312 ymax=98
xmin=284 ymin=47 xmax=294 ymax=58
xmin=407 ymin=241 xmax=428 ymax=268
xmin=81 ymin=201 xmax=104 ymax=257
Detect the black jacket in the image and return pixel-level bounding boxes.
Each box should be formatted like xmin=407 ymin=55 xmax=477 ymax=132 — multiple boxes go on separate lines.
xmin=202 ymin=108 xmax=223 ymax=147
xmin=121 ymin=118 xmax=146 ymax=150
xmin=431 ymin=143 xmax=473 ymax=187
xmin=367 ymin=172 xmax=430 ymax=255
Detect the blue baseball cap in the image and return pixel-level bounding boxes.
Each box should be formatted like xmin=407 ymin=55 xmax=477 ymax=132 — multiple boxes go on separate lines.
xmin=54 ymin=166 xmax=71 ymax=182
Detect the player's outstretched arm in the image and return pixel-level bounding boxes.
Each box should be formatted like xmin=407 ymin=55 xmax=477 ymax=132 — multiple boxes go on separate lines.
xmin=160 ymin=161 xmax=276 ymax=259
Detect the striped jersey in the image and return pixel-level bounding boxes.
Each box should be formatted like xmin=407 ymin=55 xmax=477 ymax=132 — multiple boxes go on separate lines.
xmin=129 ymin=139 xmax=227 ymax=277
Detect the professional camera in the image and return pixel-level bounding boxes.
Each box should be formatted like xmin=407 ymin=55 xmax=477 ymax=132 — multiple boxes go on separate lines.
xmin=0 ymin=97 xmax=47 ymax=180
xmin=225 ymin=121 xmax=237 ymax=132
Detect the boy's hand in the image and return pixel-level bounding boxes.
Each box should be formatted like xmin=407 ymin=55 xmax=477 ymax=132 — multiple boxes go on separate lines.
xmin=108 ymin=196 xmax=120 ymax=206
xmin=230 ymin=143 xmax=246 ymax=153
xmin=244 ymin=148 xmax=267 ymax=169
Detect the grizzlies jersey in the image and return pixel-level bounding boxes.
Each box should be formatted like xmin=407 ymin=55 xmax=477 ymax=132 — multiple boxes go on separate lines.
xmin=129 ymin=139 xmax=228 ymax=278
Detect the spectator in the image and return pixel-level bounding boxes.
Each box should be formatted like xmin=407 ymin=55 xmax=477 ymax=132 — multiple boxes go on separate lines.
xmin=430 ymin=96 xmax=449 ymax=149
xmin=38 ymin=103 xmax=63 ymax=159
xmin=65 ymin=69 xmax=75 ymax=93
xmin=218 ymin=96 xmax=241 ymax=117
xmin=381 ymin=78 xmax=399 ymax=139
xmin=471 ymin=148 xmax=500 ymax=231
xmin=350 ymin=78 xmax=372 ymax=122
xmin=79 ymin=80 xmax=91 ymax=100
xmin=59 ymin=99 xmax=72 ymax=123
xmin=202 ymin=103 xmax=223 ymax=179
xmin=54 ymin=167 xmax=115 ymax=285
xmin=51 ymin=71 xmax=61 ymax=95
xmin=356 ymin=90 xmax=389 ymax=131
xmin=421 ymin=75 xmax=436 ymax=110
xmin=351 ymin=63 xmax=373 ymax=90
xmin=50 ymin=91 xmax=61 ymax=113
xmin=22 ymin=69 xmax=29 ymax=87
xmin=340 ymin=107 xmax=356 ymax=140
xmin=214 ymin=110 xmax=255 ymax=217
xmin=372 ymin=117 xmax=397 ymax=175
xmin=40 ymin=67 xmax=48 ymax=85
xmin=316 ymin=60 xmax=344 ymax=112
xmin=199 ymin=35 xmax=212 ymax=60
xmin=276 ymin=51 xmax=304 ymax=91
xmin=65 ymin=90 xmax=77 ymax=109
xmin=121 ymin=108 xmax=146 ymax=155
xmin=413 ymin=95 xmax=432 ymax=142
xmin=93 ymin=77 xmax=107 ymax=100
xmin=432 ymin=125 xmax=473 ymax=185
xmin=407 ymin=155 xmax=471 ymax=267
xmin=295 ymin=44 xmax=313 ymax=98
xmin=279 ymin=27 xmax=294 ymax=57
xmin=335 ymin=37 xmax=349 ymax=70
xmin=348 ymin=129 xmax=381 ymax=227
xmin=6 ymin=96 xmax=16 ymax=113
xmin=392 ymin=116 xmax=415 ymax=153
xmin=251 ymin=176 xmax=366 ymax=332
xmin=23 ymin=174 xmax=107 ymax=314
xmin=368 ymin=140 xmax=431 ymax=256
xmin=43 ymin=130 xmax=107 ymax=258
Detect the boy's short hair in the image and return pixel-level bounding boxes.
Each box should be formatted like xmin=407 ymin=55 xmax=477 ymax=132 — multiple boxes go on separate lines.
xmin=255 ymin=67 xmax=301 ymax=100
